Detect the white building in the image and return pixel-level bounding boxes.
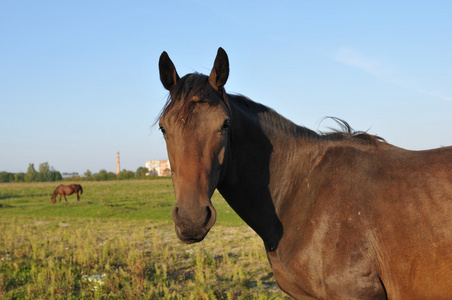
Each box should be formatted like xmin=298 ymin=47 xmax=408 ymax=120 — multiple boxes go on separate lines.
xmin=145 ymin=160 xmax=171 ymax=176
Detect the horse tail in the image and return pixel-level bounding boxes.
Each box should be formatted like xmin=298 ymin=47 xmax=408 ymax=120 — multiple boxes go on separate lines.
xmin=79 ymin=185 xmax=83 ymax=194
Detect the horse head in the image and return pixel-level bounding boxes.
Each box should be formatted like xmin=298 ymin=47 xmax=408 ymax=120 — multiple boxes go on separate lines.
xmin=158 ymin=48 xmax=231 ymax=243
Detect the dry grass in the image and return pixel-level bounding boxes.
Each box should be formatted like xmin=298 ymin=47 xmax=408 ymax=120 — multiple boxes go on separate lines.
xmin=0 ymin=181 xmax=289 ymax=299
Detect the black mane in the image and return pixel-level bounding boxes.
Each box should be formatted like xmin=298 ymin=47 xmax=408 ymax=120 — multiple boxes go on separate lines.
xmin=229 ymin=94 xmax=384 ymax=145
xmin=158 ymin=73 xmax=384 ymax=145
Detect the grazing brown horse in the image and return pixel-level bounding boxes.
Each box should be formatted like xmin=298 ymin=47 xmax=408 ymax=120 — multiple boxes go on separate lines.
xmin=157 ymin=48 xmax=452 ymax=299
xmin=51 ymin=184 xmax=83 ymax=204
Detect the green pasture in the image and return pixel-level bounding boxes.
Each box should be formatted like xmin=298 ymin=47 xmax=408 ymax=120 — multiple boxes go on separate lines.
xmin=0 ymin=180 xmax=289 ymax=299
xmin=0 ymin=180 xmax=244 ymax=225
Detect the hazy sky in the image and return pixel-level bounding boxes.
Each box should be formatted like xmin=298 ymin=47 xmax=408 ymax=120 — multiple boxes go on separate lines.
xmin=1 ymin=1 xmax=452 ymax=174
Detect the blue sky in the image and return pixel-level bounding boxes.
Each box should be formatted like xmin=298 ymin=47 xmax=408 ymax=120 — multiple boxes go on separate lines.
xmin=1 ymin=1 xmax=451 ymax=174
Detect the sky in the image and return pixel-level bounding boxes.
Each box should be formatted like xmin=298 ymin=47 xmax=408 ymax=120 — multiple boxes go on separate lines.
xmin=1 ymin=1 xmax=452 ymax=174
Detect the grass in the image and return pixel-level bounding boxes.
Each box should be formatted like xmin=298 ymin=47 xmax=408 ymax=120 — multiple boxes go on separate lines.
xmin=0 ymin=180 xmax=289 ymax=299
xmin=0 ymin=180 xmax=244 ymax=225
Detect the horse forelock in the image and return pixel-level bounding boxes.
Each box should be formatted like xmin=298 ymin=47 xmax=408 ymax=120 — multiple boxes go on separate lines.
xmin=157 ymin=73 xmax=224 ymax=127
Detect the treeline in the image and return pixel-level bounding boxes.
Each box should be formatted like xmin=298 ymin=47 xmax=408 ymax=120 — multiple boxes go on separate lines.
xmin=81 ymin=167 xmax=153 ymax=181
xmin=0 ymin=163 xmax=160 ymax=183
xmin=0 ymin=162 xmax=62 ymax=183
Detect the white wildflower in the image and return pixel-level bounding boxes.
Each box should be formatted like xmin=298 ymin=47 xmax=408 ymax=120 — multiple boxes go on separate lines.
xmin=82 ymin=273 xmax=107 ymax=291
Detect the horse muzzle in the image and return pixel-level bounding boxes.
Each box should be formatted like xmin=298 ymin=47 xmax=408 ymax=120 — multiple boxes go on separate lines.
xmin=172 ymin=203 xmax=217 ymax=243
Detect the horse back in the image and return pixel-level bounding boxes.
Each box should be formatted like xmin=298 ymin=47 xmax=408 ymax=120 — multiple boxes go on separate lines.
xmin=273 ymin=143 xmax=452 ymax=299
xmin=54 ymin=184 xmax=64 ymax=193
xmin=367 ymin=146 xmax=452 ymax=298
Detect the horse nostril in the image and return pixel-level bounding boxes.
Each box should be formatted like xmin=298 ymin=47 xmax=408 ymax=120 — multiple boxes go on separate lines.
xmin=172 ymin=203 xmax=216 ymax=230
xmin=172 ymin=205 xmax=180 ymax=223
xmin=204 ymin=205 xmax=217 ymax=229
xmin=203 ymin=206 xmax=212 ymax=227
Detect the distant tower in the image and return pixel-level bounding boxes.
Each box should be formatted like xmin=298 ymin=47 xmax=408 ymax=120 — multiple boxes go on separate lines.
xmin=116 ymin=151 xmax=120 ymax=174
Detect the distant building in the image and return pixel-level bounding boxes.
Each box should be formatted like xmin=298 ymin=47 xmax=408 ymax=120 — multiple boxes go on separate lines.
xmin=61 ymin=172 xmax=82 ymax=179
xmin=145 ymin=160 xmax=171 ymax=176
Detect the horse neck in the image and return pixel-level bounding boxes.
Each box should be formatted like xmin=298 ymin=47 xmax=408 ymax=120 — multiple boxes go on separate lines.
xmin=217 ymin=97 xmax=323 ymax=250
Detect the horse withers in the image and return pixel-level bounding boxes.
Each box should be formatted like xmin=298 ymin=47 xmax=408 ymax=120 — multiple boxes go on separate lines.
xmin=157 ymin=48 xmax=452 ymax=299
xmin=51 ymin=184 xmax=83 ymax=204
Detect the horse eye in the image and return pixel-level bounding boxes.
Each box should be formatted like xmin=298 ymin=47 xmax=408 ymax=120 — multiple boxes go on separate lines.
xmin=159 ymin=126 xmax=166 ymax=135
xmin=219 ymin=119 xmax=230 ymax=134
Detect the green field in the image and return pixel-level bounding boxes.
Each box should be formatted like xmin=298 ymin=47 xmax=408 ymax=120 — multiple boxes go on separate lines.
xmin=0 ymin=180 xmax=289 ymax=299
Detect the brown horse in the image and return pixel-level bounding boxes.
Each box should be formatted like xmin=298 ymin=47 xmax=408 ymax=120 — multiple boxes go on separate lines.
xmin=51 ymin=184 xmax=83 ymax=204
xmin=157 ymin=48 xmax=452 ymax=299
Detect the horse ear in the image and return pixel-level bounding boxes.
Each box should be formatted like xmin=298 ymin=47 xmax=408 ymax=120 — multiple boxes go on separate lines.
xmin=209 ymin=47 xmax=229 ymax=90
xmin=159 ymin=51 xmax=180 ymax=90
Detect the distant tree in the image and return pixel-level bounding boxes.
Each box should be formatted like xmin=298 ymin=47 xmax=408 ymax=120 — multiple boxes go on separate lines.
xmin=54 ymin=171 xmax=62 ymax=181
xmin=37 ymin=172 xmax=46 ymax=182
xmin=107 ymin=172 xmax=117 ymax=180
xmin=14 ymin=173 xmax=25 ymax=182
xmin=0 ymin=172 xmax=14 ymax=183
xmin=118 ymin=169 xmax=135 ymax=180
xmin=25 ymin=163 xmax=38 ymax=182
xmin=84 ymin=170 xmax=93 ymax=181
xmin=0 ymin=171 xmax=8 ymax=182
xmin=135 ymin=167 xmax=149 ymax=178
xmin=92 ymin=170 xmax=117 ymax=181
xmin=94 ymin=170 xmax=108 ymax=181
xmin=38 ymin=162 xmax=53 ymax=182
